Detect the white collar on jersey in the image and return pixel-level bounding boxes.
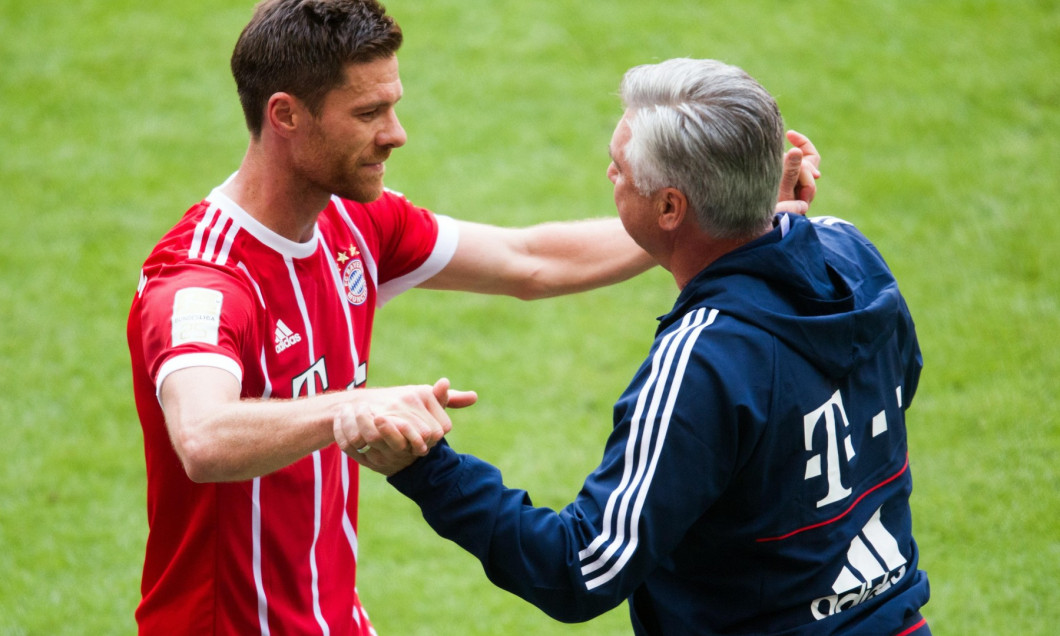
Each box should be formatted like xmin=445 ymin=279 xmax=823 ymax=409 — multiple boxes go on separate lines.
xmin=205 ymin=174 xmax=323 ymax=260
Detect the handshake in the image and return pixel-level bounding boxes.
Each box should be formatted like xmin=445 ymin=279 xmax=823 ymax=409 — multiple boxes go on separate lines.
xmin=333 ymin=378 xmax=477 ymax=476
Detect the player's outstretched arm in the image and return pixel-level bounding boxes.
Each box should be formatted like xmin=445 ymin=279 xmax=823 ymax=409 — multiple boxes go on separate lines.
xmin=420 ymin=132 xmax=820 ymax=299
xmin=419 ymin=216 xmax=656 ymax=300
xmin=159 ymin=366 xmax=460 ymax=483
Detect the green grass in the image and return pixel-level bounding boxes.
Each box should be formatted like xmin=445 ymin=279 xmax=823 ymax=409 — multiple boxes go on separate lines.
xmin=1 ymin=0 xmax=1057 ymax=633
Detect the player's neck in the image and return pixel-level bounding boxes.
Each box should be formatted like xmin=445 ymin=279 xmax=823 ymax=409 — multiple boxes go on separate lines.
xmin=220 ymin=148 xmax=330 ymax=244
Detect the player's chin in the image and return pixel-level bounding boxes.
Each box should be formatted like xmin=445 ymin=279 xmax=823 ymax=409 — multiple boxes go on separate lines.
xmin=339 ymin=178 xmax=386 ymax=203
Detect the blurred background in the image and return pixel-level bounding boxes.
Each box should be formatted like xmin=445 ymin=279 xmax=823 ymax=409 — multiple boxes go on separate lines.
xmin=1 ymin=1 xmax=1056 ymax=633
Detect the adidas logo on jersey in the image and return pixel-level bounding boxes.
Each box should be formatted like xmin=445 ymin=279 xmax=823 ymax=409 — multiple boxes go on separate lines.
xmin=810 ymin=506 xmax=909 ymax=620
xmin=274 ymin=320 xmax=302 ymax=354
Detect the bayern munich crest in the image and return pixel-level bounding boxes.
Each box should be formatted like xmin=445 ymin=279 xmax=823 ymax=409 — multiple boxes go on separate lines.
xmin=342 ymin=258 xmax=368 ymax=305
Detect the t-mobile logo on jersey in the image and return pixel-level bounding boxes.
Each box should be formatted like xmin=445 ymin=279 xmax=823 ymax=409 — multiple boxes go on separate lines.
xmin=810 ymin=506 xmax=908 ymax=620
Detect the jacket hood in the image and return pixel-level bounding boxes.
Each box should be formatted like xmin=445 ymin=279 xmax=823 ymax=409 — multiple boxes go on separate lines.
xmin=663 ymin=214 xmax=903 ymax=379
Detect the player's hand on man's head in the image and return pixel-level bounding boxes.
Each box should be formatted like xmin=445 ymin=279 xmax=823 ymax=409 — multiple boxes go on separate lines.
xmin=775 ymin=130 xmax=821 ymax=216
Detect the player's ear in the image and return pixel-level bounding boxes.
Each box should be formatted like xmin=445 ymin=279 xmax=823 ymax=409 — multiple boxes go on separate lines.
xmin=266 ymin=92 xmax=303 ymax=138
xmin=656 ymin=187 xmax=688 ymax=232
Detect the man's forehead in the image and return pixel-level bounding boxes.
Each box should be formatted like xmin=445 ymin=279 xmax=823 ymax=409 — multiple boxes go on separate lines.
xmin=335 ymin=56 xmax=403 ymax=101
xmin=609 ymin=115 xmax=634 ymax=159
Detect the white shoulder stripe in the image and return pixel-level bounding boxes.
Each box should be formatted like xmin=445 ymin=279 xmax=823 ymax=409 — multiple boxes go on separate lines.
xmin=189 ymin=203 xmax=242 ymax=265
xmin=202 ymin=215 xmax=227 ymax=261
xmin=579 ymin=308 xmax=718 ymax=590
xmin=215 ymin=217 xmax=240 ymax=265
xmin=189 ymin=203 xmax=220 ymax=261
xmin=811 ymin=215 xmax=852 ymax=227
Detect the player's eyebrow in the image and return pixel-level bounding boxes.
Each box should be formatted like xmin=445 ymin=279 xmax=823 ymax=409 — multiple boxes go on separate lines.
xmin=353 ymin=99 xmax=393 ymax=114
xmin=351 ymin=91 xmax=402 ymax=112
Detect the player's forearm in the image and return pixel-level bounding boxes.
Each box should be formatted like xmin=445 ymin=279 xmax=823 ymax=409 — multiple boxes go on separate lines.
xmin=421 ymin=217 xmax=655 ymax=300
xmin=172 ymin=393 xmax=342 ymax=483
xmin=517 ymin=217 xmax=655 ymax=299
xmin=165 ymin=369 xmax=453 ymax=483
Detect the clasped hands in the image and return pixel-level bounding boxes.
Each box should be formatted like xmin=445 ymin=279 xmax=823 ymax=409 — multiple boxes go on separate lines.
xmin=333 ymin=378 xmax=477 ymax=476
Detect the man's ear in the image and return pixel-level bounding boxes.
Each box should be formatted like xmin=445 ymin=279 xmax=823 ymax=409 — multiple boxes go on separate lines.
xmin=265 ymin=92 xmax=302 ymax=138
xmin=656 ymin=187 xmax=688 ymax=231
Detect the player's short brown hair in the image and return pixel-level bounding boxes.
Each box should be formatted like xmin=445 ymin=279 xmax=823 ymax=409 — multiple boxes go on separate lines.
xmin=231 ymin=0 xmax=403 ymax=136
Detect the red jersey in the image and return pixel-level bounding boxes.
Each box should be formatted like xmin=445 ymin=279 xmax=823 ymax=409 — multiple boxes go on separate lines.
xmin=127 ymin=184 xmax=457 ymax=635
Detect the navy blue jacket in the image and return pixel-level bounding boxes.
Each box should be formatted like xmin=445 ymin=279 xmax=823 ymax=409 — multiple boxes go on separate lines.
xmin=390 ymin=214 xmax=930 ymax=634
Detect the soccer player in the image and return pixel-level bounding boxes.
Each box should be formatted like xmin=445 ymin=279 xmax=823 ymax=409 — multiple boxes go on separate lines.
xmin=343 ymin=58 xmax=930 ymax=635
xmin=127 ymin=0 xmax=819 ymax=632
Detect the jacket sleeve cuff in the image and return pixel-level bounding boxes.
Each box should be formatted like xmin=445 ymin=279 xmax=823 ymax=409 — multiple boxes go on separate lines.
xmin=387 ymin=439 xmax=462 ymax=510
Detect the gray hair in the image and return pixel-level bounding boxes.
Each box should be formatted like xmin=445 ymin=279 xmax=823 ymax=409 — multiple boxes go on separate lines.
xmin=619 ymin=58 xmax=785 ymax=239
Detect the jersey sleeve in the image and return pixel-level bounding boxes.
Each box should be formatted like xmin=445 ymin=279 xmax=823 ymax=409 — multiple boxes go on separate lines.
xmin=387 ymin=322 xmax=742 ymax=623
xmin=135 ymin=261 xmax=261 ymax=396
xmin=367 ymin=190 xmax=459 ymax=306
